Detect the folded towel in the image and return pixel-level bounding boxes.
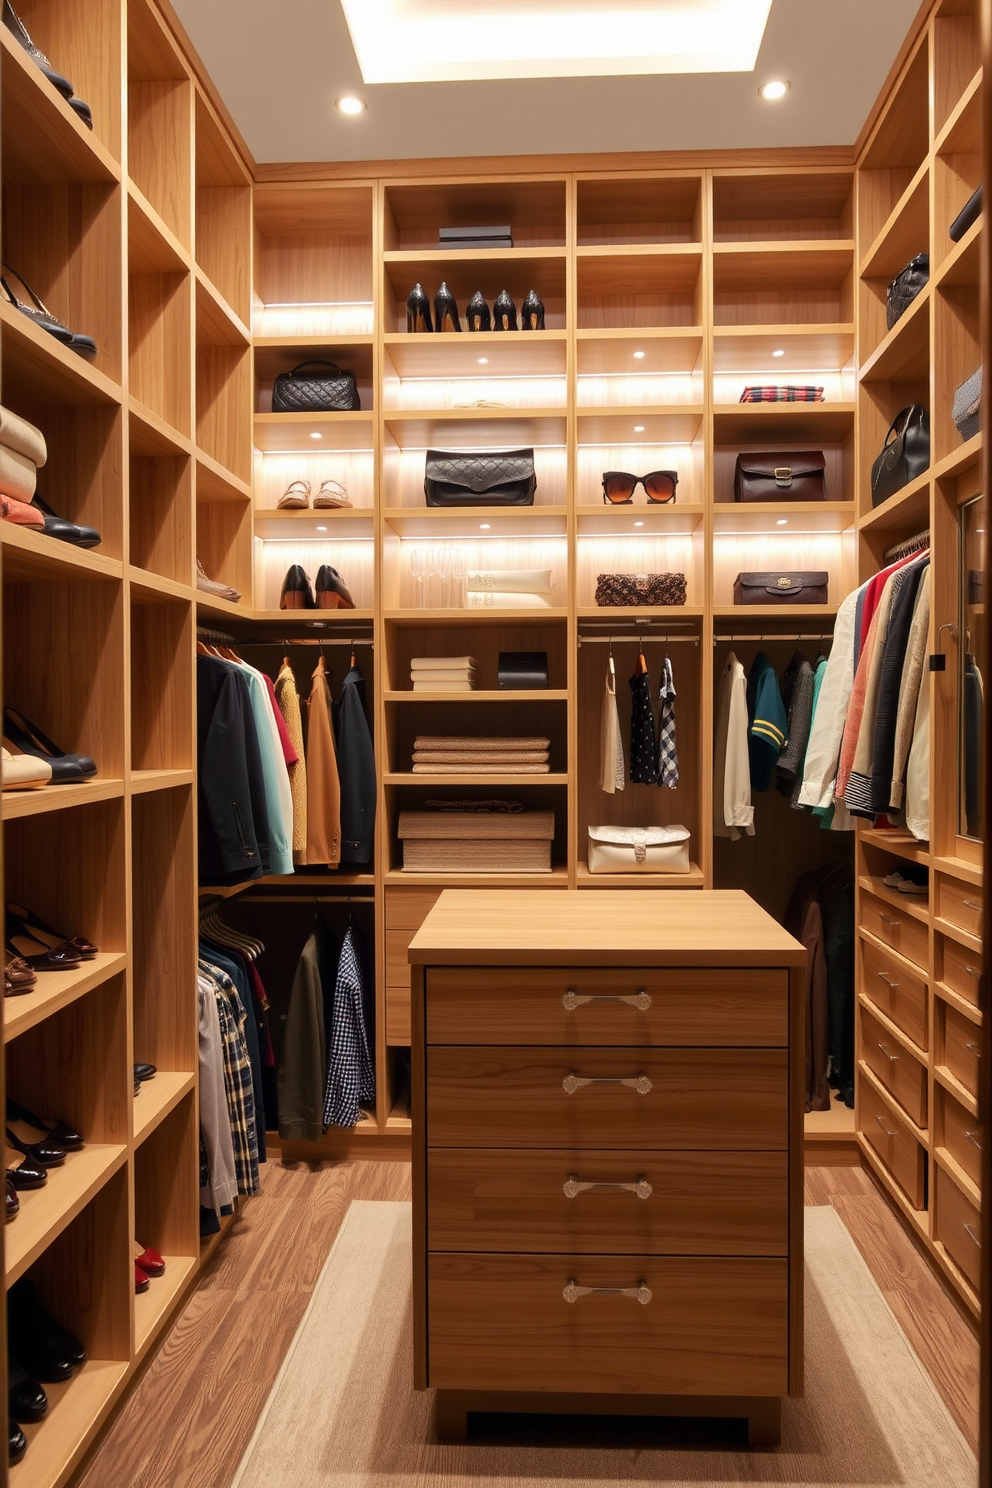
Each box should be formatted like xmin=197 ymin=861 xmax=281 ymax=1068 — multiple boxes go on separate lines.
xmin=0 ymin=444 xmax=37 ymax=501
xmin=466 ymin=591 xmax=552 ymax=609
xmin=410 ymin=655 xmax=478 ymax=670
xmin=466 ymin=569 xmax=554 ymax=594
xmin=410 ymin=668 xmax=477 ymax=682
xmin=413 ymin=750 xmax=549 ymax=764
xmin=414 ymin=736 xmax=550 ymax=751
xmin=412 ymin=761 xmax=550 ymax=774
xmin=412 ymin=680 xmax=477 ymax=692
xmin=0 ymin=405 xmax=47 ymax=467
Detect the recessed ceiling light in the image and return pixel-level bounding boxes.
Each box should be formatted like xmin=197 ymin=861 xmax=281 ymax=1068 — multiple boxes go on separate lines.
xmin=776 ymin=518 xmax=788 ymax=525
xmin=772 ymin=348 xmax=785 ymax=357
xmin=336 ymin=95 xmax=367 ymax=115
xmin=340 ymin=0 xmax=773 ymax=84
xmin=310 ymin=432 xmax=322 ymax=440
xmin=633 ymin=351 xmax=646 ymax=360
xmin=477 ymin=357 xmax=489 ymax=364
xmin=316 ymin=525 xmax=328 ymax=532
xmin=758 ymin=79 xmax=790 ymax=101
xmin=479 ymin=522 xmax=491 ymax=530
xmin=634 ymin=520 xmax=645 ymax=527
xmin=634 ymin=425 xmax=645 ymax=433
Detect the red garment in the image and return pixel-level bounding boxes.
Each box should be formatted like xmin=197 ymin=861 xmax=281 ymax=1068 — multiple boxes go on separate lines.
xmin=246 ymin=961 xmax=276 ymax=1069
xmin=857 ymin=550 xmax=925 ymax=662
xmin=263 ymin=673 xmax=299 ymax=766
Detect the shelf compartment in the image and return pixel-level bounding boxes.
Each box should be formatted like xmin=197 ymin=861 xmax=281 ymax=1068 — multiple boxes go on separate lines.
xmin=385 ymin=694 xmax=566 ymax=771
xmin=129 ymin=268 xmax=193 ymax=438
xmin=712 ymin=503 xmax=855 ymax=535
xmin=935 ymin=4 xmax=980 ymax=136
xmin=576 ymin=605 xmax=704 ymax=621
xmin=858 ymin=40 xmax=930 ymax=247
xmin=384 ymin=440 xmax=565 ymax=509
xmin=384 ymin=867 xmax=570 ymax=887
xmin=576 ymin=503 xmax=705 ymax=537
xmin=859 ymin=160 xmax=929 ymax=279
xmin=196 ymin=340 xmax=251 ymax=483
xmin=937 ymin=216 xmax=981 ymax=289
xmin=253 ymin=409 xmax=375 ymax=454
xmin=934 ymin=78 xmax=982 ymax=277
xmin=576 ymin=328 xmax=703 ymax=378
xmin=858 ymin=468 xmax=931 ymax=537
xmin=711 ymin=604 xmax=839 ymax=626
xmin=713 ymin=243 xmax=854 ymax=327
xmin=384 ymin=249 xmax=566 ymax=334
xmin=4 ymin=1142 xmax=127 ymax=1285
xmin=15 ymin=1357 xmax=130 ymax=1488
xmin=0 ymin=293 xmax=121 ymax=409
xmin=130 ymin=596 xmax=194 ymax=771
xmin=932 ymin=429 xmax=982 ymax=482
xmin=255 ymin=336 xmax=373 ymax=412
xmin=129 ymin=445 xmax=193 ymax=584
xmin=933 ymin=280 xmax=981 ymax=467
xmin=0 ymin=22 xmax=120 ymax=185
xmin=130 ymin=767 xmax=194 ymax=794
xmin=576 ymin=861 xmax=705 ymax=889
xmin=194 ymin=92 xmax=250 ymax=323
xmin=0 ymin=521 xmax=123 ymax=586
xmin=577 ymin=175 xmax=702 ymax=246
xmin=576 ymin=531 xmax=702 ymax=609
xmin=257 ymin=535 xmax=374 ymax=612
xmin=383 ymin=179 xmax=566 ymax=251
xmin=576 ymin=248 xmax=702 ymax=330
xmin=859 ymin=826 xmax=930 ymax=864
xmin=129 ymin=395 xmax=192 ymax=458
xmin=255 ymin=508 xmax=375 ymax=541
xmin=127 ymin=0 xmax=193 ymax=249
xmin=127 ymin=184 xmax=190 ymax=275
xmin=384 ymin=531 xmax=562 ymax=613
xmin=385 ymin=329 xmax=567 ymax=381
xmin=132 ymin=787 xmax=197 ymax=1078
xmin=859 ymin=285 xmax=930 ymax=387
xmin=196 ymin=269 xmax=251 ymax=348
xmin=712 ymin=172 xmax=854 ymax=243
xmin=384 ymin=617 xmax=568 ymax=692
xmin=713 ymin=404 xmax=855 ymax=445
xmin=711 ymin=325 xmax=855 ymax=375
xmin=1 ymin=777 xmax=124 ymax=821
xmin=576 ymin=409 xmax=704 ymax=445
xmin=3 ymin=951 xmax=127 ymax=1043
xmin=385 ymin=689 xmax=569 ymax=704
xmin=134 ymin=1253 xmax=196 ymax=1360
xmin=254 ymin=182 xmax=374 ymax=337
xmin=134 ymin=1097 xmax=199 ymax=1350
xmin=384 ymin=409 xmax=566 ymax=450
xmin=384 ymin=506 xmax=566 ymax=540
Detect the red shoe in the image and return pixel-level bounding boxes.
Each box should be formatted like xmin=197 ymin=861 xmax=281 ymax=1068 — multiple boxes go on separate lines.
xmin=134 ymin=1263 xmax=149 ymax=1294
xmin=134 ymin=1243 xmax=165 ymax=1278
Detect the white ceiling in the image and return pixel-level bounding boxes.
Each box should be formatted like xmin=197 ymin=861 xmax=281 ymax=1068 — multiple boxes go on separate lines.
xmin=171 ymin=0 xmax=924 ymax=166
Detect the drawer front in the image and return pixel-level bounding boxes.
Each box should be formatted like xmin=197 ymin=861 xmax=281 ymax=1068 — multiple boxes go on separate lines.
xmin=938 ymin=1088 xmax=983 ymax=1190
xmin=935 ymin=1167 xmax=981 ymax=1291
xmin=427 ymin=967 xmax=788 ymax=1047
xmin=427 ymin=1149 xmax=789 ymax=1256
xmin=385 ymin=887 xmax=442 ymax=931
xmin=941 ymin=936 xmax=982 ymax=1008
xmin=427 ymin=1047 xmax=788 ymax=1150
xmin=859 ymin=1077 xmax=926 ymax=1209
xmin=937 ymin=877 xmax=983 ymax=940
xmin=860 ymin=939 xmax=928 ymax=1050
xmin=942 ymin=1003 xmax=982 ymax=1101
xmin=861 ymin=892 xmax=928 ymax=971
xmin=428 ymin=1253 xmax=789 ymax=1396
xmin=859 ymin=1004 xmax=927 ymax=1127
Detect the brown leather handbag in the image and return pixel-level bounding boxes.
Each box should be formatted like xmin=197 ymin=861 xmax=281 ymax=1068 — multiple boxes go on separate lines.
xmin=734 ymin=571 xmax=828 ymax=605
xmin=734 ymin=451 xmax=827 ymax=502
xmin=595 ymin=573 xmax=687 ymax=607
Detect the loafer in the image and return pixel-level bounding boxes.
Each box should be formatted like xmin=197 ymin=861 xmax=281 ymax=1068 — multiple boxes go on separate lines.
xmin=5 ymin=1154 xmax=47 ymax=1191
xmin=8 ymin=1360 xmax=46 ymax=1424
xmin=277 ymin=479 xmax=310 ymax=510
xmin=4 ymin=920 xmax=81 ymax=971
xmin=8 ymin=1278 xmax=86 ymax=1377
xmin=196 ymin=559 xmax=241 ymax=603
xmin=4 ymin=955 xmax=36 ymax=995
xmin=6 ymin=1180 xmax=19 ymax=1221
xmin=134 ymin=1263 xmax=150 ymax=1294
xmin=135 ymin=1243 xmax=165 ymax=1278
xmin=30 ymin=495 xmax=101 ymax=548
xmin=313 ymin=479 xmax=352 ymax=509
xmin=9 ymin=1418 xmax=26 ymax=1465
xmin=314 ymin=565 xmax=355 ymax=610
xmin=6 ymin=1127 xmax=66 ymax=1169
xmin=7 ymin=1100 xmax=83 ymax=1151
xmin=133 ymin=1063 xmax=156 ymax=1082
xmin=279 ymin=563 xmax=315 ymax=610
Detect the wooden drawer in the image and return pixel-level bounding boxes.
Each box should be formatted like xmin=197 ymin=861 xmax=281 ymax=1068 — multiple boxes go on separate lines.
xmin=427 ymin=1253 xmax=789 ymax=1396
xmin=937 ymin=877 xmax=983 ymax=940
xmin=940 ymin=935 xmax=982 ymax=1008
xmin=937 ymin=1087 xmax=983 ymax=1190
xmin=426 ymin=1047 xmax=788 ymax=1150
xmin=861 ymin=891 xmax=928 ymax=971
xmin=941 ymin=1002 xmax=982 ymax=1101
xmin=935 ymin=1167 xmax=981 ymax=1292
xmin=386 ymin=887 xmax=442 ymax=930
xmin=859 ymin=1003 xmax=927 ymax=1127
xmin=860 ymin=938 xmax=928 ymax=1050
xmin=859 ymin=1076 xmax=926 ymax=1209
xmin=426 ymin=967 xmax=788 ymax=1047
xmin=427 ymin=1148 xmax=789 ymax=1256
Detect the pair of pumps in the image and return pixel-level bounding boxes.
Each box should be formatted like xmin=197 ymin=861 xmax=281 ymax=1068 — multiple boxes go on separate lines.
xmin=406 ymin=282 xmax=545 ymax=333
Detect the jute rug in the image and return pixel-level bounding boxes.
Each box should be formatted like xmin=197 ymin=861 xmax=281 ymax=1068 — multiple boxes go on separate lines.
xmin=231 ymin=1201 xmax=975 ymax=1487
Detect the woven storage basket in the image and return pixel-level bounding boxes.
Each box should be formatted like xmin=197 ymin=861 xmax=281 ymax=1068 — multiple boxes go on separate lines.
xmin=398 ymin=809 xmax=555 ymax=872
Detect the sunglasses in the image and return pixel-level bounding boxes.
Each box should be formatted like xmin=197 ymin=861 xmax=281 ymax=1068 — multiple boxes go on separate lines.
xmin=602 ymin=470 xmax=679 ymax=505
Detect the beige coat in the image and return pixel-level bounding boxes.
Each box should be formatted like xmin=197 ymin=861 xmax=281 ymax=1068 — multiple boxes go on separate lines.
xmin=305 ymin=656 xmax=341 ymax=865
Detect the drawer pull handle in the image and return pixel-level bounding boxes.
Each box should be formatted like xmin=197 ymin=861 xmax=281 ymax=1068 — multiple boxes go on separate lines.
xmin=877 ymin=1041 xmax=898 ymax=1063
xmin=966 ymin=1041 xmax=981 ymax=1057
xmin=563 ymin=1174 xmax=653 ymax=1201
xmin=876 ymin=972 xmax=899 ymax=989
xmin=563 ymin=1072 xmax=652 ymax=1096
xmin=563 ymin=1278 xmax=652 ymax=1306
xmin=879 ymin=913 xmax=902 ymax=928
xmin=876 ymin=1114 xmax=898 ymax=1139
xmin=963 ymin=1223 xmax=981 ymax=1249
xmin=965 ymin=965 xmax=982 ymax=978
xmin=962 ymin=899 xmax=981 ymax=913
xmin=562 ymin=989 xmax=652 ymax=1012
xmin=966 ymin=1130 xmax=983 ymax=1151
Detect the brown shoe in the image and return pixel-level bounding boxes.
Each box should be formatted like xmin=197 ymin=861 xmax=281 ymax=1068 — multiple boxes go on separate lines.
xmin=4 ymin=954 xmax=35 ymax=995
xmin=315 ymin=565 xmax=355 ymax=609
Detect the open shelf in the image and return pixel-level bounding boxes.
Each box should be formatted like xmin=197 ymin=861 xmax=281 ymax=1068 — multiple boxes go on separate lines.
xmin=3 ymin=952 xmax=127 ymax=1042
xmin=0 ymin=24 xmax=120 ymax=186
xmin=5 ymin=1144 xmax=127 ymax=1284
xmin=575 ymin=861 xmax=704 ymax=889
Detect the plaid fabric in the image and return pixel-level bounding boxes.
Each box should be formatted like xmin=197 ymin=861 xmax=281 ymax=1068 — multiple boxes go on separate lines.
xmin=657 ymin=657 xmax=679 ymax=788
xmin=322 ymin=926 xmax=376 ymax=1130
xmin=739 ymin=385 xmax=825 ymax=403
xmin=201 ymin=959 xmax=260 ymax=1196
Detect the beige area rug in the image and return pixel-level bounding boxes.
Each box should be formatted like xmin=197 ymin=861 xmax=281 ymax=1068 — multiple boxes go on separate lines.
xmin=231 ymin=1201 xmax=975 ymax=1487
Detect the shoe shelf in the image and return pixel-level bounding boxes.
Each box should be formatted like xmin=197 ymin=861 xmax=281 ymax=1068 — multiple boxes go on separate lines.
xmin=128 ymin=267 xmax=193 ymax=439
xmin=196 ymin=268 xmax=251 ymax=348
xmin=130 ymin=767 xmax=195 ymax=795
xmin=934 ymin=915 xmax=982 ymax=957
xmin=856 ymin=874 xmax=930 ymax=926
xmin=859 ymin=159 xmax=930 ymax=278
xmin=5 ymin=1145 xmax=129 ymax=1285
xmin=0 ymin=26 xmax=120 ymax=187
xmin=253 ymin=410 xmax=375 ymax=454
xmin=250 ymin=606 xmax=376 ymax=626
xmin=128 ymin=567 xmax=193 ymax=604
xmin=935 ymin=1062 xmax=979 ymax=1119
xmin=16 ymin=1358 xmax=131 ymax=1488
xmin=3 ymin=953 xmax=128 ymax=1043
xmin=936 ymin=215 xmax=982 ymax=288
xmin=0 ymin=298 xmax=121 ymax=408
xmin=384 ymin=329 xmax=567 ymax=380
xmin=127 ymin=0 xmax=193 ymax=250
xmin=127 ymin=184 xmax=192 ymax=276
xmin=1 ymin=778 xmax=126 ymax=822
xmin=0 ymin=522 xmax=124 ymax=582
xmin=134 ymin=1254 xmax=196 ymax=1359
xmin=194 ymin=93 xmax=252 ymax=326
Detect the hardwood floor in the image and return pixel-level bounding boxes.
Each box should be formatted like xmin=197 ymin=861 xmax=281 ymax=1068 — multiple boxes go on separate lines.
xmin=74 ymin=1159 xmax=977 ymax=1488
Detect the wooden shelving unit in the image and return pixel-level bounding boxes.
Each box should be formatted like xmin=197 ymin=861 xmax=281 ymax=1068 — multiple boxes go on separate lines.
xmin=853 ymin=0 xmax=985 ymax=1319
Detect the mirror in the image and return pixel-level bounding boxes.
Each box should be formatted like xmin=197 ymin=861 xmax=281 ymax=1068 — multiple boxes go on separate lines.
xmin=959 ymin=492 xmax=985 ymax=841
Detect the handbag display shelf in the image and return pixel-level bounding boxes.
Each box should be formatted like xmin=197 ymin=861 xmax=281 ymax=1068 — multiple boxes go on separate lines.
xmin=733 ymin=571 xmax=829 ymax=605
xmin=398 ymin=810 xmax=555 ymax=872
xmin=870 ymin=405 xmax=930 ymax=508
xmin=886 ymin=253 xmax=929 ymax=329
xmin=587 ymin=824 xmax=691 ymax=874
xmin=734 ymin=451 xmax=827 ymax=502
xmin=271 ymin=361 xmax=361 ymax=412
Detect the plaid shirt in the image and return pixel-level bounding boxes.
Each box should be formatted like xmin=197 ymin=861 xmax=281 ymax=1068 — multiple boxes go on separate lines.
xmin=322 ymin=926 xmax=375 ymax=1130
xmin=739 ymin=385 xmax=824 ymax=403
xmin=200 ymin=959 xmax=260 ymax=1196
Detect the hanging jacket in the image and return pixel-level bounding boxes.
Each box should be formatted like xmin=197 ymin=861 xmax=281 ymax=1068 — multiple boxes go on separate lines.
xmin=890 ymin=567 xmax=931 ymax=812
xmin=305 ymin=656 xmax=342 ymax=866
xmin=796 ymin=587 xmax=860 ymax=814
xmin=275 ymin=659 xmax=308 ymax=865
xmin=713 ymin=652 xmax=753 ymax=838
xmin=776 ymin=652 xmax=815 ymax=797
xmin=322 ymin=924 xmax=375 ymax=1129
xmin=868 ymin=558 xmax=928 ymax=814
xmin=335 ymin=665 xmax=377 ymax=864
xmin=232 ymin=660 xmax=295 ymax=876
xmin=600 ymin=657 xmax=624 ymax=794
xmin=278 ymin=925 xmax=338 ymax=1141
xmin=628 ymin=664 xmax=659 ymax=784
xmin=746 ymin=652 xmax=788 ymax=792
xmin=196 ymin=654 xmax=269 ymax=884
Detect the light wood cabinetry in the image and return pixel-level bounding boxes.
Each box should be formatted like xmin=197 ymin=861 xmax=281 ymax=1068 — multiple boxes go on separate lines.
xmin=853 ymin=0 xmax=986 ymax=1319
xmin=410 ymin=889 xmax=806 ymax=1443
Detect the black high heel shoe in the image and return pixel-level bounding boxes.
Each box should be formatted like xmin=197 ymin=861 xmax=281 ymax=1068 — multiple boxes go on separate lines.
xmin=521 ymin=290 xmax=545 ymax=331
xmin=2 ymin=708 xmax=96 ymax=780
xmin=406 ymin=283 xmax=433 ymax=333
xmin=434 ymin=282 xmax=461 ymax=332
xmin=1 ymin=266 xmax=97 ymax=357
xmin=493 ymin=291 xmax=517 ymax=332
xmin=466 ymin=291 xmax=491 ymax=332
xmin=279 ymin=564 xmax=315 ymax=610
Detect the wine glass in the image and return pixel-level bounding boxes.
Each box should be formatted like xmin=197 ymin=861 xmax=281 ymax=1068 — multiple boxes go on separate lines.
xmin=448 ymin=547 xmax=466 ymax=607
xmin=410 ymin=547 xmax=427 ymax=607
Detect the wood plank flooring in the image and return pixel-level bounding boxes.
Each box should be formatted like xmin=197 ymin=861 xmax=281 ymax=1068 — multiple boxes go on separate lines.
xmin=74 ymin=1160 xmax=977 ymax=1488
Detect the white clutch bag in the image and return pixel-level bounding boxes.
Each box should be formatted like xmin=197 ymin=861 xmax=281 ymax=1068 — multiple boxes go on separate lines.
xmin=587 ymin=824 xmax=691 ymax=874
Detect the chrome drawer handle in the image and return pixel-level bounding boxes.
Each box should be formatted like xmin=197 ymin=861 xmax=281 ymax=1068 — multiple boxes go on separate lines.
xmin=563 ymin=1072 xmax=652 ymax=1096
xmin=563 ymin=1278 xmax=652 ymax=1306
xmin=965 ymin=965 xmax=982 ymax=978
xmin=876 ymin=1113 xmax=898 ymax=1138
xmin=877 ymin=971 xmax=899 ymax=989
xmin=879 ymin=913 xmax=902 ymax=928
xmin=966 ymin=1130 xmax=983 ymax=1151
xmin=962 ymin=899 xmax=981 ymax=912
xmin=966 ymin=1041 xmax=981 ymax=1057
xmin=963 ymin=1223 xmax=981 ymax=1249
xmin=563 ymin=989 xmax=651 ymax=1011
xmin=563 ymin=1174 xmax=653 ymax=1201
xmin=877 ymin=1041 xmax=898 ymax=1063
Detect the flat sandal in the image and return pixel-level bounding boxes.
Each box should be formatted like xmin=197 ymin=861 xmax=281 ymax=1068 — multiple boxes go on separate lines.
xmin=277 ymin=479 xmax=310 ymax=510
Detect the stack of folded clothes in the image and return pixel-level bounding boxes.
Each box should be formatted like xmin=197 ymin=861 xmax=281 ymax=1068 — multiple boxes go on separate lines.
xmin=410 ymin=655 xmax=477 ymax=691
xmin=411 ymin=735 xmax=550 ymax=773
xmin=0 ymin=404 xmax=101 ymax=546
xmin=465 ymin=567 xmax=554 ymax=609
xmin=398 ymin=804 xmax=555 ymax=872
xmin=739 ymin=385 xmax=825 ymax=403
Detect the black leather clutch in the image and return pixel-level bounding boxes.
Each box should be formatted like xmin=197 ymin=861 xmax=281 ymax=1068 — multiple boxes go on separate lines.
xmin=497 ymin=652 xmax=548 ymax=689
xmin=425 ymin=449 xmax=536 ymax=506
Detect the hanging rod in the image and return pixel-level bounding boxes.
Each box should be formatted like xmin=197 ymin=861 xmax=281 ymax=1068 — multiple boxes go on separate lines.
xmin=713 ymin=633 xmax=834 ymax=644
xmin=233 ymin=637 xmax=374 ymax=648
xmin=883 ymin=528 xmax=930 ymax=562
xmin=230 ymin=893 xmax=373 ymax=904
xmin=578 ymin=634 xmax=699 ymax=647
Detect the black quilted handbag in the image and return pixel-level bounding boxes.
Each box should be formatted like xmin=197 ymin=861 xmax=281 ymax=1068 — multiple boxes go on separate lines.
xmin=886 ymin=254 xmax=929 ymax=330
xmin=272 ymin=360 xmax=360 ymax=412
xmin=871 ymin=405 xmax=930 ymax=507
xmin=424 ymin=448 xmax=536 ymax=506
